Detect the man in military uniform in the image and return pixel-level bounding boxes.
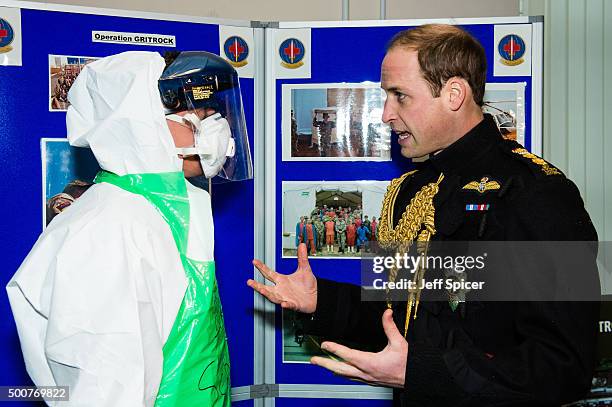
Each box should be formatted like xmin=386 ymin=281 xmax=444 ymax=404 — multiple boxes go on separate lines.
xmin=249 ymin=24 xmax=599 ymax=406
xmin=313 ymin=215 xmax=325 ymax=254
xmin=313 ymin=112 xmax=335 ymax=157
xmin=335 ymin=215 xmax=347 ymax=254
xmin=310 ymin=206 xmax=320 ymax=220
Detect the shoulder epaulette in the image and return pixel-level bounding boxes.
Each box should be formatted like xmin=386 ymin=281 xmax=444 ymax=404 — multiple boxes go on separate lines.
xmin=498 ymin=139 xmax=564 ymax=178
xmin=510 ymin=147 xmax=562 ymax=176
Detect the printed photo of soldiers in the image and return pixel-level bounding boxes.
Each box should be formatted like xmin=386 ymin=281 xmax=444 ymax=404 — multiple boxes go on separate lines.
xmin=285 ymin=85 xmax=391 ymax=160
xmin=284 ymin=210 xmax=379 ymax=257
xmin=281 ymin=181 xmax=387 ymax=258
xmin=49 ymin=55 xmax=99 ymax=111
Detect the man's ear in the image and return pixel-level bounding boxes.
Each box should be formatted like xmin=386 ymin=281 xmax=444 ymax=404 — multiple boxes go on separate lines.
xmin=445 ymin=77 xmax=468 ymax=112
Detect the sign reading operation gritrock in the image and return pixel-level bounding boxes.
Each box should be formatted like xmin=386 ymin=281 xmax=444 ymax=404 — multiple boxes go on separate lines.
xmin=92 ymin=31 xmax=176 ymax=47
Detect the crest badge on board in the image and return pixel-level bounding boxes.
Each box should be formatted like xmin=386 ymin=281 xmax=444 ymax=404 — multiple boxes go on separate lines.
xmin=223 ymin=35 xmax=249 ymax=68
xmin=279 ymin=38 xmax=305 ymax=69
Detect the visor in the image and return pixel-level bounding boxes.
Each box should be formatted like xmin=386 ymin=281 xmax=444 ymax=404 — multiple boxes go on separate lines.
xmin=159 ymin=51 xmax=253 ymax=182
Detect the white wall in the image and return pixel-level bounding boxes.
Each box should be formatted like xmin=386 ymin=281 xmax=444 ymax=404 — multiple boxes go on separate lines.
xmin=523 ymin=0 xmax=611 ymax=243
xmin=386 ymin=0 xmax=518 ymax=20
xmin=24 ymin=0 xmax=519 ymax=21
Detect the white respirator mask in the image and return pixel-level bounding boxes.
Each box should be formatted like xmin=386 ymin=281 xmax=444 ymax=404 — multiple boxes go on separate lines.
xmin=167 ymin=112 xmax=236 ymax=178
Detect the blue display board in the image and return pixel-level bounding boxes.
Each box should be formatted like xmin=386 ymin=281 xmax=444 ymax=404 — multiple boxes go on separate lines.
xmin=269 ymin=18 xmax=542 ymax=400
xmin=0 ymin=4 xmax=256 ymax=401
xmin=0 ymin=6 xmax=543 ymax=405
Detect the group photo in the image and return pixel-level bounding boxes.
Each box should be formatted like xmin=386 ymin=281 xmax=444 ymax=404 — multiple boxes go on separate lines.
xmin=281 ymin=181 xmax=388 ymax=258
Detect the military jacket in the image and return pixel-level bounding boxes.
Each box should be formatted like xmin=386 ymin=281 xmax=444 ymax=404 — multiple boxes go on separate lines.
xmin=300 ymin=115 xmax=599 ymax=406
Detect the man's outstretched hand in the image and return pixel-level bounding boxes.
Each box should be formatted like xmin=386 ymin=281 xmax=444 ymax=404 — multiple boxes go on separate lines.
xmin=248 ymin=243 xmax=317 ymax=313
xmin=310 ymin=309 xmax=408 ymax=388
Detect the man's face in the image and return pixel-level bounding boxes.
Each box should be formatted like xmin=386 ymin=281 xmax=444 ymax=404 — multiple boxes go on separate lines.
xmin=167 ymin=108 xmax=217 ymax=178
xmin=381 ymin=48 xmax=449 ymax=158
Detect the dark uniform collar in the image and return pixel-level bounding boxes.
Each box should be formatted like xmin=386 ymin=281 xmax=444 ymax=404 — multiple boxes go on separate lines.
xmin=429 ymin=114 xmax=503 ymax=174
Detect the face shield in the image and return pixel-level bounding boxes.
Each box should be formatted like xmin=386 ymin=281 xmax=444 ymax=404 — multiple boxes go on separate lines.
xmin=159 ymin=51 xmax=253 ymax=182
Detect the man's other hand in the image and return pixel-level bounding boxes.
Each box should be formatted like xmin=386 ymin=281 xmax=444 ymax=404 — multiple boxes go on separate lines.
xmin=310 ymin=309 xmax=407 ymax=388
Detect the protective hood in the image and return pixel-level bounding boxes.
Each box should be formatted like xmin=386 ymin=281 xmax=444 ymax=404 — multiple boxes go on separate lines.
xmin=66 ymin=51 xmax=180 ymax=176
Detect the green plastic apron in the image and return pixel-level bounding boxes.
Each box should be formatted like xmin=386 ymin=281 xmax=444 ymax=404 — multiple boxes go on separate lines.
xmin=95 ymin=170 xmax=231 ymax=407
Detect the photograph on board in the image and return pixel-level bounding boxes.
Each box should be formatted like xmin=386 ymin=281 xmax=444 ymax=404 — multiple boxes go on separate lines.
xmin=283 ymin=309 xmax=327 ymax=363
xmin=42 ymin=139 xmax=99 ymax=227
xmin=281 ymin=180 xmax=389 ymax=259
xmin=49 ymin=55 xmax=100 ymax=111
xmin=482 ymin=82 xmax=526 ymax=146
xmin=283 ymin=305 xmax=369 ymax=363
xmin=282 ymin=83 xmax=391 ymax=161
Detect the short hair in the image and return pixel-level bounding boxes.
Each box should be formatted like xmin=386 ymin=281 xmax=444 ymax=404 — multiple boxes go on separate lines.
xmin=387 ymin=24 xmax=487 ymax=106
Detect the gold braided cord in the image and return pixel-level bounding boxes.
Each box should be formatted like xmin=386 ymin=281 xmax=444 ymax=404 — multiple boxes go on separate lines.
xmin=377 ymin=172 xmax=444 ymax=337
xmin=377 ymin=170 xmax=417 ymax=248
xmin=378 ymin=173 xmax=443 ymax=247
xmin=512 ymin=147 xmax=561 ymax=176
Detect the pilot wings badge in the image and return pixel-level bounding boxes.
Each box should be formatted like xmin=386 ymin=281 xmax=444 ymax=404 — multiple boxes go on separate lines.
xmin=462 ymin=177 xmax=501 ymax=194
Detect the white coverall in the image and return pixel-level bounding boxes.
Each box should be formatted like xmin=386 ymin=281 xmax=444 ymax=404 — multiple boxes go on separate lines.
xmin=6 ymin=52 xmax=215 ymax=406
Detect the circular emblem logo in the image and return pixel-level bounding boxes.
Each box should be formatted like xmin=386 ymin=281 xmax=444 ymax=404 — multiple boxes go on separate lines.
xmin=0 ymin=18 xmax=15 ymax=51
xmin=498 ymin=34 xmax=526 ymax=66
xmin=279 ymin=38 xmax=305 ymax=69
xmin=223 ymin=36 xmax=249 ymax=67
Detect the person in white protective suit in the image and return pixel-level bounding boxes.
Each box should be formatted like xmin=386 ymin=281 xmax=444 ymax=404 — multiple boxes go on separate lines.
xmin=6 ymin=50 xmax=252 ymax=407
